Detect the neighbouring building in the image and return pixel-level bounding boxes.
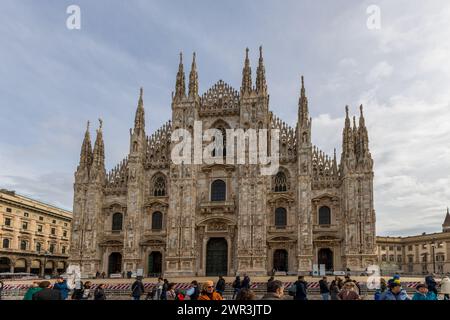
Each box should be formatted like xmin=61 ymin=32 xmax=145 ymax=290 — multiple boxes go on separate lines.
xmin=69 ymin=48 xmax=377 ymax=277
xmin=376 ymin=209 xmax=450 ymax=275
xmin=0 ymin=189 xmax=72 ymax=276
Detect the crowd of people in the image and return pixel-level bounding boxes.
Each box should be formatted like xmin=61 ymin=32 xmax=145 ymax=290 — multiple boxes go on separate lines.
xmin=1 ymin=272 xmax=449 ymax=301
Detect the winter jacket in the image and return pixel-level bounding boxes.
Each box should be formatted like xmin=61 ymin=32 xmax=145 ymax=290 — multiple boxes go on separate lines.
xmin=425 ymin=276 xmax=437 ymax=292
xmin=440 ymin=277 xmax=450 ymax=294
xmin=32 ymin=288 xmax=63 ymax=300
xmin=216 ymin=279 xmax=226 ymax=292
xmin=381 ymin=289 xmax=410 ymax=301
xmin=294 ymin=280 xmax=308 ymax=300
xmin=53 ymin=281 xmax=70 ymax=300
xmin=241 ymin=277 xmax=251 ymax=289
xmin=319 ymin=280 xmax=330 ymax=294
xmin=131 ymin=280 xmax=145 ymax=297
xmin=23 ymin=287 xmax=42 ymax=300
xmin=261 ymin=292 xmax=283 ymax=300
xmin=198 ymin=291 xmax=224 ymax=300
xmin=412 ymin=291 xmax=437 ymax=300
xmin=94 ymin=287 xmax=106 ymax=300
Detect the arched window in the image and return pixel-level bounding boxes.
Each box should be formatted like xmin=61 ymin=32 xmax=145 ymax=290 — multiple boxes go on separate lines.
xmin=212 ymin=127 xmax=227 ymax=158
xmin=275 ymin=208 xmax=287 ymax=227
xmin=211 ymin=179 xmax=226 ymax=201
xmin=152 ymin=212 xmax=163 ymax=230
xmin=112 ymin=213 xmax=123 ymax=231
xmin=2 ymin=239 xmax=10 ymax=249
xmin=318 ymin=206 xmax=331 ymax=225
xmin=20 ymin=240 xmax=27 ymax=251
xmin=36 ymin=242 xmax=42 ymax=252
xmin=153 ymin=176 xmax=166 ymax=197
xmin=274 ymin=171 xmax=288 ymax=192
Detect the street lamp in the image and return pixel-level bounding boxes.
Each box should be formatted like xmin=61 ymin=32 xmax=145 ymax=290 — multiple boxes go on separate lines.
xmin=38 ymin=249 xmax=51 ymax=278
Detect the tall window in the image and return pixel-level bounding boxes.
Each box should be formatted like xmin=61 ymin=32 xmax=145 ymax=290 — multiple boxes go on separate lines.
xmin=275 ymin=208 xmax=287 ymax=227
xmin=20 ymin=240 xmax=27 ymax=251
xmin=3 ymin=239 xmax=10 ymax=249
xmin=112 ymin=213 xmax=123 ymax=231
xmin=36 ymin=242 xmax=42 ymax=252
xmin=318 ymin=206 xmax=331 ymax=225
xmin=274 ymin=172 xmax=287 ymax=192
xmin=212 ymin=127 xmax=226 ymax=158
xmin=153 ymin=176 xmax=166 ymax=197
xmin=211 ymin=179 xmax=226 ymax=201
xmin=152 ymin=212 xmax=163 ymax=230
xmin=49 ymin=244 xmax=55 ymax=254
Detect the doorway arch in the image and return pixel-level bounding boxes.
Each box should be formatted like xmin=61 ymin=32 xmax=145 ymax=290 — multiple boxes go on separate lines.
xmin=206 ymin=238 xmax=228 ymax=276
xmin=273 ymin=249 xmax=288 ymax=272
xmin=148 ymin=251 xmax=162 ymax=276
xmin=318 ymin=248 xmax=334 ymax=271
xmin=108 ymin=252 xmax=122 ymax=275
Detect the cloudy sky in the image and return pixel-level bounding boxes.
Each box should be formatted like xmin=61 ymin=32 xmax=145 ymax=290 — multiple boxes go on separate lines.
xmin=1 ymin=0 xmax=449 ymax=236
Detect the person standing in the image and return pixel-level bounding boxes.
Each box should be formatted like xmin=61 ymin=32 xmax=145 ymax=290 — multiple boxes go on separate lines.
xmin=161 ymin=279 xmax=169 ymax=300
xmin=166 ymin=283 xmax=177 ymax=300
xmin=232 ymin=276 xmax=241 ymax=299
xmin=337 ymin=282 xmax=360 ymax=300
xmin=329 ymin=280 xmax=340 ymax=300
xmin=23 ymin=281 xmax=42 ymax=300
xmin=81 ymin=281 xmax=92 ymax=300
xmin=440 ymin=275 xmax=450 ymax=300
xmin=425 ymin=274 xmax=438 ymax=295
xmin=293 ymin=276 xmax=308 ymax=301
xmin=94 ymin=283 xmax=106 ymax=300
xmin=95 ymin=271 xmax=100 ymax=279
xmin=101 ymin=271 xmax=106 ymax=279
xmin=198 ymin=281 xmax=223 ymax=300
xmin=380 ymin=282 xmax=410 ymax=301
xmin=131 ymin=276 xmax=145 ymax=300
xmin=261 ymin=280 xmax=284 ymax=300
xmin=152 ymin=277 xmax=164 ymax=300
xmin=71 ymin=281 xmax=84 ymax=300
xmin=319 ymin=276 xmax=330 ymax=300
xmin=32 ymin=281 xmax=62 ymax=300
xmin=53 ymin=277 xmax=70 ymax=300
xmin=241 ymin=274 xmax=251 ymax=290
xmin=186 ymin=280 xmax=200 ymax=300
xmin=216 ymin=276 xmax=226 ymax=297
xmin=412 ymin=284 xmax=437 ymax=300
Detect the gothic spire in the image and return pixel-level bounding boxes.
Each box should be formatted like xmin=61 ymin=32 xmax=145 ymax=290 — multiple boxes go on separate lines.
xmin=358 ymin=104 xmax=369 ymax=155
xmin=298 ymin=75 xmax=309 ymax=125
xmin=92 ymin=119 xmax=105 ymax=169
xmin=255 ymin=46 xmax=267 ymax=94
xmin=188 ymin=52 xmax=198 ymax=98
xmin=241 ymin=47 xmax=252 ymax=94
xmin=342 ymin=105 xmax=354 ymax=157
xmin=134 ymin=87 xmax=145 ymax=132
xmin=174 ymin=52 xmax=186 ymax=100
xmin=443 ymin=207 xmax=450 ymax=232
xmin=79 ymin=120 xmax=93 ymax=168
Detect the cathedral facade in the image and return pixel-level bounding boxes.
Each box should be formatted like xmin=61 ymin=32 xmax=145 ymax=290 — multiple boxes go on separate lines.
xmin=69 ymin=48 xmax=377 ymax=277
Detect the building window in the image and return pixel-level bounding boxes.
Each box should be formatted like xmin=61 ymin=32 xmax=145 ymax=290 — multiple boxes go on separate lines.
xmin=212 ymin=127 xmax=227 ymax=158
xmin=211 ymin=179 xmax=226 ymax=201
xmin=381 ymin=254 xmax=387 ymax=262
xmin=152 ymin=212 xmax=163 ymax=230
xmin=39 ymin=216 xmax=44 ymax=221
xmin=381 ymin=246 xmax=386 ymax=250
xmin=63 ymin=230 xmax=67 ymax=238
xmin=24 ymin=212 xmax=29 ymax=217
xmin=275 ymin=208 xmax=287 ymax=227
xmin=62 ymin=246 xmax=66 ymax=254
xmin=389 ymin=246 xmax=394 ymax=251
xmin=408 ymin=245 xmax=413 ymax=251
xmin=318 ymin=206 xmax=331 ymax=225
xmin=36 ymin=242 xmax=42 ymax=252
xmin=64 ymin=223 xmax=67 ymax=227
xmin=112 ymin=213 xmax=123 ymax=231
xmin=37 ymin=225 xmax=43 ymax=233
xmin=273 ymin=172 xmax=287 ymax=192
xmin=3 ymin=239 xmax=10 ymax=249
xmin=6 ymin=208 xmax=12 ymax=213
xmin=22 ymin=221 xmax=28 ymax=230
xmin=397 ymin=255 xmax=402 ymax=263
xmin=20 ymin=240 xmax=27 ymax=251
xmin=397 ymin=246 xmax=402 ymax=251
xmin=153 ymin=176 xmax=166 ymax=197
xmin=51 ymin=228 xmax=56 ymax=235
xmin=408 ymin=256 xmax=413 ymax=263
xmin=422 ymin=254 xmax=427 ymax=262
xmin=389 ymin=255 xmax=394 ymax=262
xmin=4 ymin=217 xmax=11 ymax=226
xmin=52 ymin=220 xmax=56 ymax=224
xmin=49 ymin=244 xmax=55 ymax=254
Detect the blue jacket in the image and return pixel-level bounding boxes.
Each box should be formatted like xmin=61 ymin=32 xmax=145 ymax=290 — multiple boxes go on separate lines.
xmin=381 ymin=289 xmax=410 ymax=301
xmin=412 ymin=291 xmax=437 ymax=300
xmin=53 ymin=281 xmax=70 ymax=300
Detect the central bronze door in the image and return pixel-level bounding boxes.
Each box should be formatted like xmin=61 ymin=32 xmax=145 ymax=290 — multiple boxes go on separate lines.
xmin=206 ymin=238 xmax=228 ymax=276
